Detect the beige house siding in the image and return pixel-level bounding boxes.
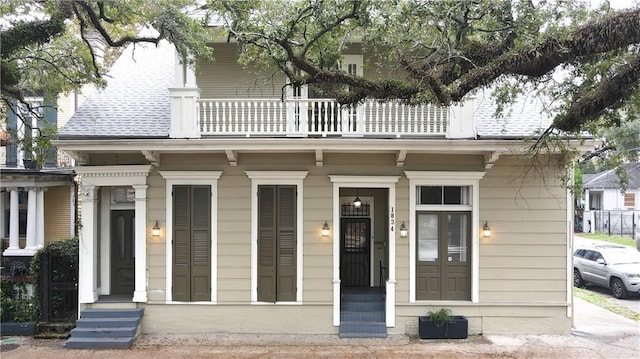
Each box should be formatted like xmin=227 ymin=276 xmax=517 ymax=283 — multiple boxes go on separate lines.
xmin=199 ymin=44 xmax=285 ymax=99
xmin=132 ymin=152 xmax=571 ymax=334
xmin=44 ymin=185 xmax=73 ymax=243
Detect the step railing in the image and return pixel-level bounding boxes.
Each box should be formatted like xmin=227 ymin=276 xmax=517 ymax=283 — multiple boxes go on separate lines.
xmin=197 ymin=98 xmax=449 ymax=137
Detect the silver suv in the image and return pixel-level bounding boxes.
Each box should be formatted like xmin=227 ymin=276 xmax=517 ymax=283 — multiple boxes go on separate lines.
xmin=573 ymin=244 xmax=640 ymax=299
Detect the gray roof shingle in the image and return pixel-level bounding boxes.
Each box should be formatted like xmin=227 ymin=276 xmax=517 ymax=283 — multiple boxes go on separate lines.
xmin=59 ymin=40 xmax=174 ymax=138
xmin=583 ymin=163 xmax=640 ymax=189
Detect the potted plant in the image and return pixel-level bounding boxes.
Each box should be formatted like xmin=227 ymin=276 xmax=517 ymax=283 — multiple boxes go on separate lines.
xmin=0 ymin=278 xmax=39 ymax=336
xmin=419 ymin=308 xmax=468 ymax=339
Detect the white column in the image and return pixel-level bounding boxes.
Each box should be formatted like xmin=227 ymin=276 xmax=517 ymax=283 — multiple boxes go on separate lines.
xmin=132 ymin=184 xmax=148 ymax=303
xmin=36 ymin=188 xmax=46 ymax=248
xmin=79 ymin=185 xmax=98 ymax=303
xmin=25 ymin=187 xmax=37 ymax=251
xmin=6 ymin=188 xmax=20 ymax=252
xmin=0 ymin=191 xmax=5 ymax=241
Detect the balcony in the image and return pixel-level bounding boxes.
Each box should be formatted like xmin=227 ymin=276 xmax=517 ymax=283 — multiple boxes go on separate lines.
xmin=197 ymin=98 xmax=451 ymax=137
xmin=169 ymin=86 xmax=475 ymax=139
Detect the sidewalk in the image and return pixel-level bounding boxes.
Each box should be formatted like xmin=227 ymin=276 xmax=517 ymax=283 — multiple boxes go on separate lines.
xmin=2 ymin=298 xmax=638 ymax=359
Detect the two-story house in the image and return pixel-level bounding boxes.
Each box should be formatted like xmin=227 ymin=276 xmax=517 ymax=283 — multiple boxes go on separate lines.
xmin=1 ymin=96 xmax=76 ymax=274
xmin=56 ymin=35 xmax=589 ymax=343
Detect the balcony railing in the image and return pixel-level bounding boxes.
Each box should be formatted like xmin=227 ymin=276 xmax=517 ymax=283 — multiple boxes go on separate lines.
xmin=197 ymin=99 xmax=449 ymax=137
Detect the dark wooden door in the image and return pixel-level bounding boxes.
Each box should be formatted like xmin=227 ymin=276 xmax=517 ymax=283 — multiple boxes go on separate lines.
xmin=416 ymin=212 xmax=470 ymax=300
xmin=340 ymin=217 xmax=371 ymax=287
xmin=111 ymin=210 xmax=135 ymax=295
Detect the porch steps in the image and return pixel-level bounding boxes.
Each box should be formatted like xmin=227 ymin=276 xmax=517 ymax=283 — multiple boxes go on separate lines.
xmin=339 ymin=289 xmax=386 ymax=338
xmin=65 ymin=308 xmax=144 ymax=349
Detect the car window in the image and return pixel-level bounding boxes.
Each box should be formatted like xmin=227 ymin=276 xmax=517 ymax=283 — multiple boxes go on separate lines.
xmin=603 ymin=249 xmax=640 ymax=265
xmin=574 ymin=249 xmax=585 ymax=258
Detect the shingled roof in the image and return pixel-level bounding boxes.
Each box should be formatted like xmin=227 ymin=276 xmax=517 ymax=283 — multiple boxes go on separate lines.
xmin=583 ymin=163 xmax=640 ymax=190
xmin=59 ymin=40 xmax=553 ymax=139
xmin=59 ymin=40 xmax=174 ymax=138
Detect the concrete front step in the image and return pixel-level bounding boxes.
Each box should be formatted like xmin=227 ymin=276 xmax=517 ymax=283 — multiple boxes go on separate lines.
xmin=65 ymin=308 xmax=143 ymax=349
xmin=74 ymin=317 xmax=140 ymax=328
xmin=342 ymin=293 xmax=385 ymax=302
xmin=70 ymin=326 xmax=137 ymax=338
xmin=341 ymin=300 xmax=385 ymax=312
xmin=66 ymin=336 xmax=134 ymax=349
xmin=339 ymin=321 xmax=387 ymax=338
xmin=341 ymin=310 xmax=385 ymax=322
xmin=80 ymin=308 xmax=144 ymax=318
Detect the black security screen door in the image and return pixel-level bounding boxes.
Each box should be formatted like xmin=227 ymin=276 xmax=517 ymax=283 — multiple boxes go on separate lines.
xmin=340 ymin=217 xmax=371 ymax=287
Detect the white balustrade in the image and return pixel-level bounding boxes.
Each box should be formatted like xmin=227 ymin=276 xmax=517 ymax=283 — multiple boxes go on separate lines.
xmin=197 ymin=98 xmax=449 ymax=137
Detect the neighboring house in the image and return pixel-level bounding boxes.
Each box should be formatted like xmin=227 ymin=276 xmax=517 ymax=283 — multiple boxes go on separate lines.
xmin=55 ymin=37 xmax=589 ymax=339
xmin=1 ymin=96 xmax=77 ymax=275
xmin=582 ymin=163 xmax=640 ymax=239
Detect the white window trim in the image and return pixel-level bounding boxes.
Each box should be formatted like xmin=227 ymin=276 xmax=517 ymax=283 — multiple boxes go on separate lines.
xmin=160 ymin=171 xmax=222 ymax=303
xmin=246 ymin=171 xmax=308 ymax=304
xmin=405 ymin=171 xmax=485 ymax=303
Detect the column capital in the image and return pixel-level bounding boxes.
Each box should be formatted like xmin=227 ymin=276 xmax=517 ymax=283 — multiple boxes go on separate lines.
xmin=6 ymin=187 xmax=20 ymax=192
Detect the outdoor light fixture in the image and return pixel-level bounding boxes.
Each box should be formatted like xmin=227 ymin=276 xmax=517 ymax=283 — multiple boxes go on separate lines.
xmin=321 ymin=221 xmax=330 ymax=237
xmin=482 ymin=221 xmax=491 ymax=237
xmin=353 ymin=189 xmax=362 ymax=208
xmin=399 ymin=222 xmax=408 ymax=238
xmin=152 ymin=220 xmax=160 ymax=237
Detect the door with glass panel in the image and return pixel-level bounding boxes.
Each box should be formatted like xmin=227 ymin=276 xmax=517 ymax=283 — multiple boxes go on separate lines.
xmin=416 ymin=212 xmax=470 ymax=300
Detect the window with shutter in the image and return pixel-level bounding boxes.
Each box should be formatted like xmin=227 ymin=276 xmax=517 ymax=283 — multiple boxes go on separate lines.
xmin=172 ymin=185 xmax=211 ymax=301
xmin=624 ymin=193 xmax=635 ymax=207
xmin=257 ymin=185 xmax=297 ymax=302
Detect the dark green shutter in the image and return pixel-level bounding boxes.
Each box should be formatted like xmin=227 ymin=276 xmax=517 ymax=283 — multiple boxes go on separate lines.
xmin=258 ymin=185 xmax=297 ymax=302
xmin=173 ymin=186 xmax=191 ymax=301
xmin=42 ymin=97 xmax=57 ymax=167
xmin=6 ymin=100 xmax=17 ymax=167
xmin=173 ymin=185 xmax=211 ymax=301
xmin=276 ymin=186 xmax=296 ymax=301
xmin=258 ymin=186 xmax=277 ymax=302
xmin=191 ymin=186 xmax=211 ymax=301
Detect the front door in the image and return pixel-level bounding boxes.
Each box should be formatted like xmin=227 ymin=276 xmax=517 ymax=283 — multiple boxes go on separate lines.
xmin=111 ymin=210 xmax=135 ymax=295
xmin=416 ymin=212 xmax=471 ymax=300
xmin=340 ymin=217 xmax=371 ymax=287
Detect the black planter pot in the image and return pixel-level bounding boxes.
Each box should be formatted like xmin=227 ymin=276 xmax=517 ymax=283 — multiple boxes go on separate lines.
xmin=1 ymin=322 xmax=37 ymax=336
xmin=419 ymin=315 xmax=468 ymax=339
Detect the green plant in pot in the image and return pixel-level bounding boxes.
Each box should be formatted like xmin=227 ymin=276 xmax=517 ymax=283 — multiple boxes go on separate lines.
xmin=419 ymin=308 xmax=468 ymax=339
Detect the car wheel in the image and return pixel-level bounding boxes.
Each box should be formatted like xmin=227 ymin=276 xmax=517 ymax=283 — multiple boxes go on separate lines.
xmin=610 ymin=278 xmax=628 ymax=299
xmin=573 ymin=268 xmax=584 ymax=288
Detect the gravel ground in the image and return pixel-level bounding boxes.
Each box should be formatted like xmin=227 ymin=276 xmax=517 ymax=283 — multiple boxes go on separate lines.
xmin=1 ymin=331 xmax=639 ymax=359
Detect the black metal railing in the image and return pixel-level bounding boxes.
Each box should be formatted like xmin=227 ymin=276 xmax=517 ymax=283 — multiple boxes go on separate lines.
xmin=379 ymin=261 xmax=387 ymax=293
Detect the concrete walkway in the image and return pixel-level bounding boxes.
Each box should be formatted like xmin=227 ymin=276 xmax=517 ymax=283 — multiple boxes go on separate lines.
xmin=2 ymin=297 xmax=638 ymax=359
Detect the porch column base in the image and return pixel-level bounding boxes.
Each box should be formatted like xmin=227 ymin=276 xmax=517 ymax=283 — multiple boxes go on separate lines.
xmin=2 ymin=248 xmax=38 ymax=256
xmin=332 ymin=279 xmax=341 ymax=326
xmin=386 ymin=280 xmax=396 ymax=327
xmin=133 ymin=291 xmax=148 ymax=303
xmin=79 ymin=291 xmax=98 ymax=304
